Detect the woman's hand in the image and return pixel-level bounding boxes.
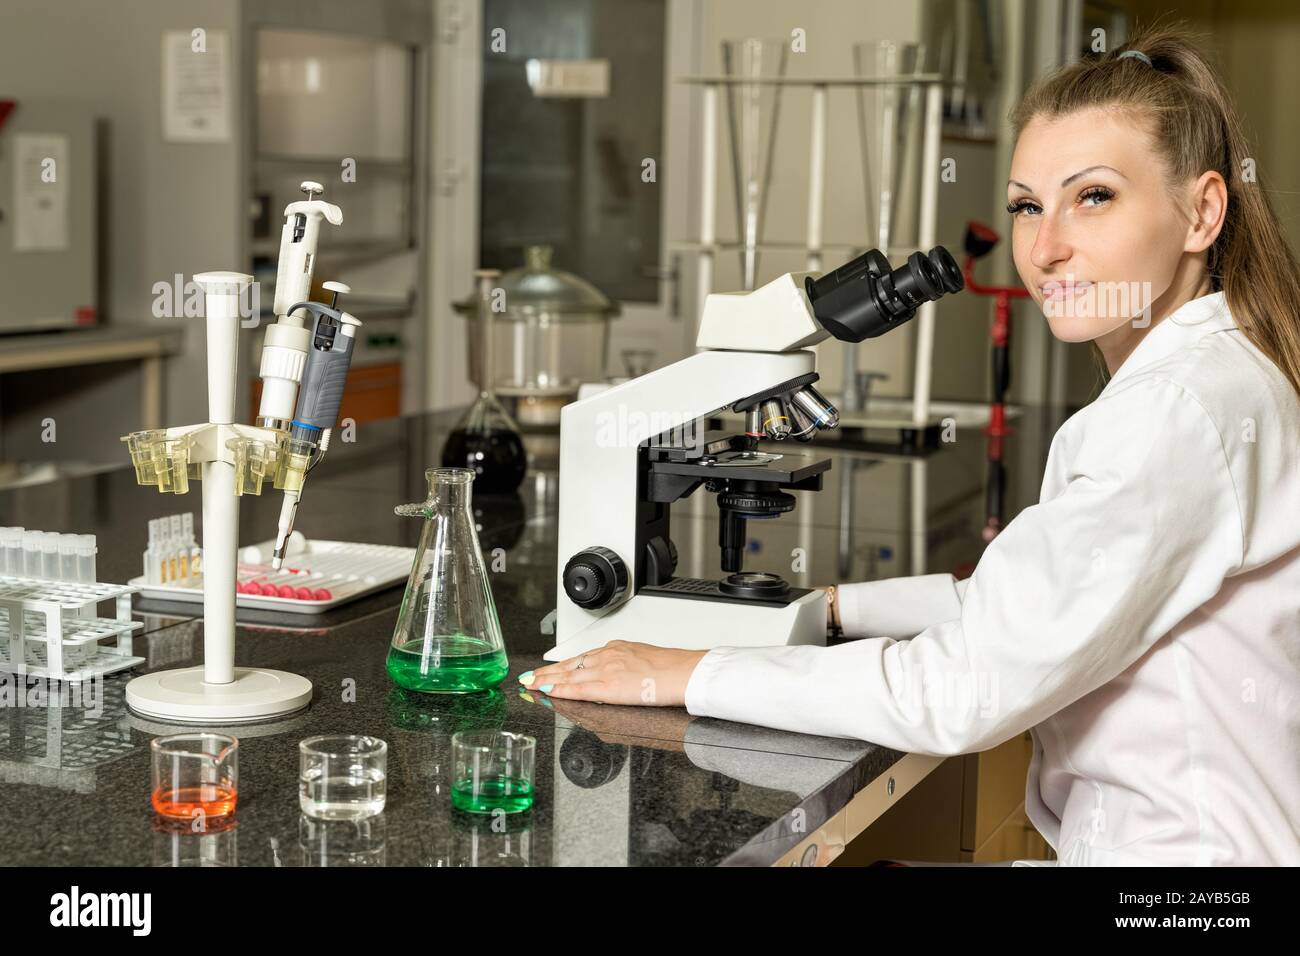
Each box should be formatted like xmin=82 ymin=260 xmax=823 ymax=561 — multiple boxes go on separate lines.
xmin=519 ymin=641 xmax=709 ymax=707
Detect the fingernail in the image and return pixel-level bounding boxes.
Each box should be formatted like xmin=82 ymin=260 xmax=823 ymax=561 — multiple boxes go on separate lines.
xmin=519 ymin=691 xmax=535 ymax=703
xmin=539 ymin=683 xmax=554 ymax=694
xmin=518 ymin=670 xmax=534 ymax=686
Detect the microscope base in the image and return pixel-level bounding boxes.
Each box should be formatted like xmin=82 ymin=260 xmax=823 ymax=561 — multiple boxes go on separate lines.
xmin=544 ymin=589 xmax=827 ymax=662
xmin=125 ymin=666 xmax=313 ymax=724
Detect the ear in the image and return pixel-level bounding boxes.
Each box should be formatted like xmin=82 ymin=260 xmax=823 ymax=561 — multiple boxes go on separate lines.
xmin=1185 ymin=170 xmax=1227 ymax=254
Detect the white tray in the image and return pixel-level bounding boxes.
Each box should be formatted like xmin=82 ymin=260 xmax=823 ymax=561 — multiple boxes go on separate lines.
xmin=128 ymin=538 xmax=415 ymax=616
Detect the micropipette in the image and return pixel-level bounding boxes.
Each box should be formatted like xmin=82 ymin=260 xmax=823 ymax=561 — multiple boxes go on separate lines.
xmin=270 ymin=292 xmax=361 ymax=569
xmin=257 ymin=182 xmax=343 ymax=432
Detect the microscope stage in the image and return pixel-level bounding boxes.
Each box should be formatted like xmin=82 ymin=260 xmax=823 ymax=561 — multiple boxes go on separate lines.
xmin=640 ymin=575 xmax=812 ymax=608
xmin=646 ymin=450 xmax=830 ymax=485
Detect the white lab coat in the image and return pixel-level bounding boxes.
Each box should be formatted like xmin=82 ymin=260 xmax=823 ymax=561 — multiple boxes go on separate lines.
xmin=684 ymin=291 xmax=1300 ymax=865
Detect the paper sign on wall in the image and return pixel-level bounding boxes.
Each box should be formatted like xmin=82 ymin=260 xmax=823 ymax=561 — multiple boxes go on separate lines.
xmin=162 ymin=29 xmax=231 ymax=142
xmin=525 ymin=59 xmax=611 ymax=98
xmin=13 ymin=132 xmax=70 ymax=252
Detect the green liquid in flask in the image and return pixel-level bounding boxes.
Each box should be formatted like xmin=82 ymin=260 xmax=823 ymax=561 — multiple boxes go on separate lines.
xmin=386 ymin=635 xmax=509 ymax=693
xmin=451 ymin=776 xmax=535 ymax=814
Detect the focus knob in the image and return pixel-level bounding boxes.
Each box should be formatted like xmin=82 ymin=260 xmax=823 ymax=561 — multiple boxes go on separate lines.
xmin=564 ymin=546 xmax=629 ymax=610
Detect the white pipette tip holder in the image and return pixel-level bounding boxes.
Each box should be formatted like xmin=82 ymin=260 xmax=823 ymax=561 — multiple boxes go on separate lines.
xmin=124 ymin=271 xmax=312 ymax=723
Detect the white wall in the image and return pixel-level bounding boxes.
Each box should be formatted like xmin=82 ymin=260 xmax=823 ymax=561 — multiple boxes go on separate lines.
xmin=1 ymin=0 xmax=244 ymax=430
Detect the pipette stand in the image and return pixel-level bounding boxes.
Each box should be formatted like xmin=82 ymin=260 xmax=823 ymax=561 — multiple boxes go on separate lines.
xmin=125 ymin=272 xmax=313 ymax=723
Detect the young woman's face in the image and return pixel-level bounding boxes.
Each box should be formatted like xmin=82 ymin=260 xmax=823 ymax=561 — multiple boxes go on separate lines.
xmin=1006 ymin=108 xmax=1192 ymax=342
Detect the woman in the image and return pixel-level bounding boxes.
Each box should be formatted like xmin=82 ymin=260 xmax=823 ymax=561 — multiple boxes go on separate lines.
xmin=521 ymin=25 xmax=1300 ymax=865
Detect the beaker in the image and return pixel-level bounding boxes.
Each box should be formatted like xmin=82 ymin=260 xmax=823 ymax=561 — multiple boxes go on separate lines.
xmin=151 ymin=733 xmax=239 ymax=821
xmin=387 ymin=467 xmax=509 ymax=694
xmin=450 ymin=730 xmax=536 ymax=814
xmin=298 ymin=735 xmax=387 ymax=821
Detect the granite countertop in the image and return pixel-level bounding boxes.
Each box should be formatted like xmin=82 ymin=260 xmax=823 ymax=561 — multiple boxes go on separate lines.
xmin=0 ymin=406 xmax=1056 ymax=866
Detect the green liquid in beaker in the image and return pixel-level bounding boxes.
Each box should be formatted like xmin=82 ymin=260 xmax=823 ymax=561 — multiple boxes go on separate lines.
xmin=451 ymin=776 xmax=534 ymax=814
xmin=386 ymin=635 xmax=509 ymax=694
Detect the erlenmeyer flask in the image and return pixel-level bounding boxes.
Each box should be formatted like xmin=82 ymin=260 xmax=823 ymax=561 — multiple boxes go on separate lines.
xmin=442 ymin=269 xmax=528 ymax=493
xmin=386 ymin=468 xmax=509 ymax=693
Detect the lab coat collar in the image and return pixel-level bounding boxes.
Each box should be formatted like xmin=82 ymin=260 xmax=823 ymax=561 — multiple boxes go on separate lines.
xmin=1102 ymin=291 xmax=1234 ymax=392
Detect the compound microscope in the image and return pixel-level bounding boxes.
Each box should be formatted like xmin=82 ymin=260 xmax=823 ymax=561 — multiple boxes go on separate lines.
xmin=545 ymin=247 xmax=965 ymax=662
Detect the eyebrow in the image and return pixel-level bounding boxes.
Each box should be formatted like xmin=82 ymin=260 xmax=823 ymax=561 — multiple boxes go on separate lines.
xmin=1007 ymin=165 xmax=1128 ymax=192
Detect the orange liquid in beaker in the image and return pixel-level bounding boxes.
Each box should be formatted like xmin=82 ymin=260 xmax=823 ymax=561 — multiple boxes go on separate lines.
xmin=152 ymin=785 xmax=238 ymax=819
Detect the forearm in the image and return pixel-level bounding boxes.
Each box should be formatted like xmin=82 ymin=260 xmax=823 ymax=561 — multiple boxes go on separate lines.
xmin=827 ymin=573 xmax=966 ymax=638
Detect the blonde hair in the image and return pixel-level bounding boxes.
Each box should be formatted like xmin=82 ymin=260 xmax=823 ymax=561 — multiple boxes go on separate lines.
xmin=1010 ymin=20 xmax=1300 ymax=398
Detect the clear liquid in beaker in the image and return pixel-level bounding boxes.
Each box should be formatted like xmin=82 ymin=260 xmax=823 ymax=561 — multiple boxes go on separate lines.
xmin=299 ymin=767 xmax=387 ymax=821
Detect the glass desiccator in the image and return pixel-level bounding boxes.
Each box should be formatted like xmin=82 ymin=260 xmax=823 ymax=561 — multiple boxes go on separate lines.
xmin=386 ymin=467 xmax=509 ymax=693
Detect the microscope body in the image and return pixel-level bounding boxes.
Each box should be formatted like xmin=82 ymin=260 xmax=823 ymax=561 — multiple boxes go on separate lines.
xmin=547 ymin=272 xmax=834 ymax=662
xmin=545 ymin=244 xmax=964 ymax=662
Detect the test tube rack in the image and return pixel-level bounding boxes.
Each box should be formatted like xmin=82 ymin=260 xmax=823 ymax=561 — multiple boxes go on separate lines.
xmin=0 ymin=576 xmax=144 ymax=682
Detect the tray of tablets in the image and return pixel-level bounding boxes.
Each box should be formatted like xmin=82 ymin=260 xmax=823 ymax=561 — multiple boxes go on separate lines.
xmin=128 ymin=536 xmax=415 ymax=615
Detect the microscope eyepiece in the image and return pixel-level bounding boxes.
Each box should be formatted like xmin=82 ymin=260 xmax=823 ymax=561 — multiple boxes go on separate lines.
xmin=929 ymin=246 xmax=965 ymax=293
xmin=803 ymin=244 xmax=965 ymax=343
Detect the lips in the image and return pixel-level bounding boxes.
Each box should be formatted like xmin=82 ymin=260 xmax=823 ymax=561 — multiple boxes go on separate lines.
xmin=1041 ymin=280 xmax=1093 ymax=299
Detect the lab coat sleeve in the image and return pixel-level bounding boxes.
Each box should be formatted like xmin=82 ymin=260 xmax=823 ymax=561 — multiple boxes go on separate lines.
xmin=836 ymin=573 xmax=967 ymax=638
xmin=684 ymin=378 xmax=1245 ymax=756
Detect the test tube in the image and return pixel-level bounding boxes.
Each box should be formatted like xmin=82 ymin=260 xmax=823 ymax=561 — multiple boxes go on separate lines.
xmin=24 ymin=531 xmax=44 ymax=577
xmin=77 ymin=535 xmax=97 ymax=584
xmin=170 ymin=515 xmax=187 ymax=580
xmin=40 ymin=532 xmax=61 ymax=579
xmin=0 ymin=527 xmax=19 ymax=574
xmin=58 ymin=534 xmax=79 ymax=581
xmin=144 ymin=519 xmax=161 ymax=585
xmin=182 ymin=513 xmax=201 ymax=577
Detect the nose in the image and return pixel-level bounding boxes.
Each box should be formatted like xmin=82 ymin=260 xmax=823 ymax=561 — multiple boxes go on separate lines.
xmin=1028 ymin=210 xmax=1072 ymax=272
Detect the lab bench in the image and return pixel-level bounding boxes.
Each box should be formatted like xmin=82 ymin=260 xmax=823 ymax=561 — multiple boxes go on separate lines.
xmin=0 ymin=325 xmax=183 ymax=430
xmin=0 ymin=405 xmax=1058 ymax=866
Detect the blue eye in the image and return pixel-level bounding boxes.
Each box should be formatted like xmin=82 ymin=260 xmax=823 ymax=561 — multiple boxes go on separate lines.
xmin=1006 ymin=200 xmax=1039 ymax=216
